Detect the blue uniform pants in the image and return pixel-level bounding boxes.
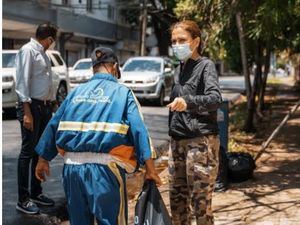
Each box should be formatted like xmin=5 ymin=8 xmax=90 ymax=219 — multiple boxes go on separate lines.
xmin=63 ymin=163 xmax=127 ymax=225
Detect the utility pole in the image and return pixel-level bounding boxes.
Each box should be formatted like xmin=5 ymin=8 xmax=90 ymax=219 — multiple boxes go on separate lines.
xmin=140 ymin=0 xmax=147 ymax=56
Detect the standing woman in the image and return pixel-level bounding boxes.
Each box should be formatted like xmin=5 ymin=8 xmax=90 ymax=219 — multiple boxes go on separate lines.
xmin=167 ymin=20 xmax=222 ymax=225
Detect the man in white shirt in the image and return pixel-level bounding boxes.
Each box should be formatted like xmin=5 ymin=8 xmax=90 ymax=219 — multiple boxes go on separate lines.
xmin=15 ymin=22 xmax=58 ymax=214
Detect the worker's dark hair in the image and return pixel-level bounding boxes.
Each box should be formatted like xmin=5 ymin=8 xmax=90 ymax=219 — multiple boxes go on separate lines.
xmin=93 ymin=62 xmax=114 ymax=74
xmin=35 ymin=22 xmax=58 ymax=40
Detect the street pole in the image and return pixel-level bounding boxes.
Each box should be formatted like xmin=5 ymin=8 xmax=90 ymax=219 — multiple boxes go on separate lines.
xmin=140 ymin=0 xmax=147 ymax=56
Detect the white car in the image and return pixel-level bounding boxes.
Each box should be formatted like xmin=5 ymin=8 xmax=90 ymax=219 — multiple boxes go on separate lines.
xmin=120 ymin=57 xmax=175 ymax=106
xmin=68 ymin=58 xmax=93 ymax=89
xmin=2 ymin=50 xmax=70 ymax=113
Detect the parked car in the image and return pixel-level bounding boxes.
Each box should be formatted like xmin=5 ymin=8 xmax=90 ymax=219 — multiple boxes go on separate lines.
xmin=68 ymin=58 xmax=93 ymax=89
xmin=120 ymin=56 xmax=175 ymax=106
xmin=2 ymin=50 xmax=70 ymax=114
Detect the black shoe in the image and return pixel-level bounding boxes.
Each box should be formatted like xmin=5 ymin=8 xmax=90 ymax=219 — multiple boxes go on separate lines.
xmin=16 ymin=200 xmax=39 ymax=214
xmin=30 ymin=194 xmax=55 ymax=206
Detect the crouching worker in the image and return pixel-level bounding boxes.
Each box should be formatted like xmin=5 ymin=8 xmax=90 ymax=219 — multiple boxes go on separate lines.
xmin=34 ymin=47 xmax=162 ymax=225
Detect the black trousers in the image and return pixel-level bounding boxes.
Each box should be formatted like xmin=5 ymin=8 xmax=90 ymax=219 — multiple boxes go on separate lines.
xmin=16 ymin=100 xmax=52 ymax=202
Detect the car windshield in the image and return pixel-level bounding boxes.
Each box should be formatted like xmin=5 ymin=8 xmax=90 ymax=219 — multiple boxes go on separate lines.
xmin=74 ymin=61 xmax=92 ymax=70
xmin=123 ymin=59 xmax=161 ymax=73
xmin=2 ymin=53 xmax=16 ymax=68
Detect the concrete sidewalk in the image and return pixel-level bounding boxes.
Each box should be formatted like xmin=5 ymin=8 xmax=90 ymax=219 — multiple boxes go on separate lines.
xmin=213 ymin=111 xmax=300 ymax=224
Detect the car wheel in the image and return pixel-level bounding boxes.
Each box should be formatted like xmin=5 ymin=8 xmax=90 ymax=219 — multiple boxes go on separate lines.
xmin=156 ymin=87 xmax=165 ymax=106
xmin=56 ymin=83 xmax=68 ymax=105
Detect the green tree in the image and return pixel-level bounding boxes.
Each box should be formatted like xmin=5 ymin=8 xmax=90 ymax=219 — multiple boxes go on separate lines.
xmin=119 ymin=0 xmax=177 ymax=56
xmin=174 ymin=0 xmax=300 ymax=131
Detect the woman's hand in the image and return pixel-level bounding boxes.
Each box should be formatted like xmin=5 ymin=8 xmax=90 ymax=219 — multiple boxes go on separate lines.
xmin=167 ymin=97 xmax=187 ymax=112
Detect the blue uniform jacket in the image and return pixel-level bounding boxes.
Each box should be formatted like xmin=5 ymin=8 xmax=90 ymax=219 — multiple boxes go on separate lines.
xmin=35 ymin=73 xmax=156 ymax=172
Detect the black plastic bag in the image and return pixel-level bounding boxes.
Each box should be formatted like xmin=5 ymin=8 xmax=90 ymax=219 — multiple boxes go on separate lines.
xmin=227 ymin=152 xmax=256 ymax=182
xmin=134 ymin=180 xmax=173 ymax=225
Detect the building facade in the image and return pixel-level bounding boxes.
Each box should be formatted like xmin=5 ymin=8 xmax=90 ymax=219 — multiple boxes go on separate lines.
xmin=3 ymin=0 xmax=139 ymax=66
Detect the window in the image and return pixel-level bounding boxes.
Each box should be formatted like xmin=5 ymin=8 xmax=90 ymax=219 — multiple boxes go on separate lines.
xmin=53 ymin=54 xmax=64 ymax=66
xmin=123 ymin=60 xmax=162 ymax=73
xmin=74 ymin=61 xmax=92 ymax=70
xmin=2 ymin=53 xmax=16 ymax=68
xmin=107 ymin=4 xmax=115 ymax=20
xmin=87 ymin=0 xmax=92 ymax=11
xmin=79 ymin=0 xmax=82 ymax=3
xmin=62 ymin=0 xmax=68 ymax=5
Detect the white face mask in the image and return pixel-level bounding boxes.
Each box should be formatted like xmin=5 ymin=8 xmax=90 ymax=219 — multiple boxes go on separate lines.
xmin=48 ymin=41 xmax=56 ymax=50
xmin=172 ymin=43 xmax=192 ymax=61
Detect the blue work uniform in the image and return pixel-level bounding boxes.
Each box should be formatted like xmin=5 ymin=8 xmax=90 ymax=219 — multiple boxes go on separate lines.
xmin=35 ymin=73 xmax=156 ymax=225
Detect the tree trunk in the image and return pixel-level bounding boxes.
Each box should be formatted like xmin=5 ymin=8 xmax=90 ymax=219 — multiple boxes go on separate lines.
xmin=258 ymin=47 xmax=271 ymax=112
xmin=255 ymin=40 xmax=263 ymax=118
xmin=151 ymin=15 xmax=171 ymax=56
xmin=148 ymin=0 xmax=176 ymax=56
xmin=235 ymin=11 xmax=255 ymax=131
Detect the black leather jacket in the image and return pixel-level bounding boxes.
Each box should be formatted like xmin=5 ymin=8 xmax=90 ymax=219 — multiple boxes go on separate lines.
xmin=169 ymin=57 xmax=222 ymax=139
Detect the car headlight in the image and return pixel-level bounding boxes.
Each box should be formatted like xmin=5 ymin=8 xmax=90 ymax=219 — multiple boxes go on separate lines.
xmin=2 ymin=76 xmax=14 ymax=82
xmin=145 ymin=77 xmax=158 ymax=84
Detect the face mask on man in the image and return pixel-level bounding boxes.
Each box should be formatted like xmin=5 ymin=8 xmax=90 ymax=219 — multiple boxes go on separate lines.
xmin=48 ymin=37 xmax=56 ymax=50
xmin=172 ymin=43 xmax=192 ymax=61
xmin=48 ymin=41 xmax=56 ymax=50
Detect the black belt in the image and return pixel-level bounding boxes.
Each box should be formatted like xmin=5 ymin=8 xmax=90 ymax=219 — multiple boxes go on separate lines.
xmin=31 ymin=98 xmax=52 ymax=106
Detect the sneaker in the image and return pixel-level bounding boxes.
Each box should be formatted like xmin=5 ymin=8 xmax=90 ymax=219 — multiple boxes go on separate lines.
xmin=30 ymin=194 xmax=55 ymax=206
xmin=16 ymin=200 xmax=39 ymax=214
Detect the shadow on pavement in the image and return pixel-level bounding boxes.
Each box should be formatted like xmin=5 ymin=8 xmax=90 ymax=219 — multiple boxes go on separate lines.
xmin=214 ymin=109 xmax=300 ymax=224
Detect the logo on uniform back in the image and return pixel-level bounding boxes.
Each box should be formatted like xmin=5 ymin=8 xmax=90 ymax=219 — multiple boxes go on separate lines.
xmin=72 ymin=88 xmax=111 ymax=104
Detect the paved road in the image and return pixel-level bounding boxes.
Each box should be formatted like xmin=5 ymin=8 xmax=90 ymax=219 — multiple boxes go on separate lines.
xmin=2 ymin=92 xmax=240 ymax=224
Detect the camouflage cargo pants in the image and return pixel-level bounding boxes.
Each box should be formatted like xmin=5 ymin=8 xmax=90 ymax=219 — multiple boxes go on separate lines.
xmin=169 ymin=135 xmax=220 ymax=225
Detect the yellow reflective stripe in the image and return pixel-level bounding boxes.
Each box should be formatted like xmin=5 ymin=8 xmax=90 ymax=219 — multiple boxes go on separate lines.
xmin=108 ymin=163 xmax=126 ymax=225
xmin=58 ymin=121 xmax=129 ymax=135
xmin=149 ymin=138 xmax=157 ymax=158
xmin=130 ymin=90 xmax=157 ymax=159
